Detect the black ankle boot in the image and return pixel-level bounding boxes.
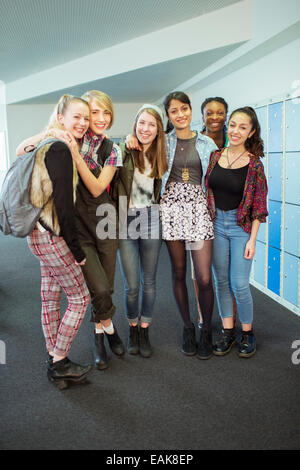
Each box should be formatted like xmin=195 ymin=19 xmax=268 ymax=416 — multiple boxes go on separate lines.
xmin=197 ymin=329 xmax=213 ymax=360
xmin=47 ymin=357 xmax=93 ymax=390
xmin=181 ymin=324 xmax=197 ymax=356
xmin=46 ymin=353 xmax=54 ymax=369
xmin=127 ymin=325 xmax=139 ymax=355
xmin=139 ymin=326 xmax=152 ymax=358
xmin=92 ymin=333 xmax=109 ymax=370
xmin=213 ymin=329 xmax=236 ymax=356
xmin=105 ymin=327 xmax=125 ymax=356
xmin=238 ymin=331 xmax=256 ymax=358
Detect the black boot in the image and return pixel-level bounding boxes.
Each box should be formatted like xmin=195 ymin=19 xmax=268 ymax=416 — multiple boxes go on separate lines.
xmin=213 ymin=329 xmax=236 ymax=356
xmin=181 ymin=324 xmax=197 ymax=356
xmin=197 ymin=329 xmax=213 ymax=360
xmin=139 ymin=326 xmax=152 ymax=358
xmin=47 ymin=357 xmax=92 ymax=390
xmin=238 ymin=331 xmax=256 ymax=358
xmin=92 ymin=333 xmax=109 ymax=370
xmin=105 ymin=327 xmax=125 ymax=356
xmin=127 ymin=325 xmax=139 ymax=355
xmin=46 ymin=353 xmax=54 ymax=369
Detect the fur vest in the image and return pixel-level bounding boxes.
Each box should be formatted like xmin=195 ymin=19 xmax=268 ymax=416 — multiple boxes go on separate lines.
xmin=30 ymin=141 xmax=78 ymax=235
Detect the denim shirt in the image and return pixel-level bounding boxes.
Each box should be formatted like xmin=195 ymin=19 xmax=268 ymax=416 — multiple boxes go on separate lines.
xmin=161 ymin=129 xmax=218 ymax=195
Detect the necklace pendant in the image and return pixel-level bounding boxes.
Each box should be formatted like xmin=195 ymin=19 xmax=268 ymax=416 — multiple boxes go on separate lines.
xmin=182 ymin=167 xmax=189 ymax=183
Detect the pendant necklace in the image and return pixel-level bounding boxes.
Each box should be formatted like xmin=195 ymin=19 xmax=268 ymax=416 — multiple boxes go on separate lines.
xmin=226 ymin=148 xmax=246 ymax=169
xmin=180 ymin=134 xmax=194 ymax=183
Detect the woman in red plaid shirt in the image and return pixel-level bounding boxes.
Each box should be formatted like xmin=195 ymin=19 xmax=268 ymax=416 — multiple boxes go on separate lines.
xmin=205 ymin=106 xmax=268 ymax=358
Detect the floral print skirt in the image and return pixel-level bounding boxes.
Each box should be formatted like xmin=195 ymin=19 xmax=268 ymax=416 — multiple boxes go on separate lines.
xmin=160 ymin=182 xmax=214 ymax=242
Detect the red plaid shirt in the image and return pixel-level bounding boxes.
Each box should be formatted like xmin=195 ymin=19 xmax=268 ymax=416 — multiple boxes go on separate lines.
xmin=80 ymin=130 xmax=123 ymax=170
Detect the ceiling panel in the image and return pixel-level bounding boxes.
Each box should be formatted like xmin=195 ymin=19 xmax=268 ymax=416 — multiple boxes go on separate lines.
xmin=15 ymin=42 xmax=244 ymax=105
xmin=0 ymin=0 xmax=242 ymax=83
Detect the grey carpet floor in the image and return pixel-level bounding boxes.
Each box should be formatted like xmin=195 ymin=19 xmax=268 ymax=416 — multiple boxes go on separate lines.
xmin=0 ymin=233 xmax=299 ymax=450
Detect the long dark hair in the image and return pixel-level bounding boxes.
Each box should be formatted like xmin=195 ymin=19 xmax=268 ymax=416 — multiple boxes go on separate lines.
xmin=229 ymin=106 xmax=264 ymax=157
xmin=163 ymin=91 xmax=192 ymax=133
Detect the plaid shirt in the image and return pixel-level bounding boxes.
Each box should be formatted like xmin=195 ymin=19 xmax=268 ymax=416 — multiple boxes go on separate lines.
xmin=80 ymin=130 xmax=123 ymax=170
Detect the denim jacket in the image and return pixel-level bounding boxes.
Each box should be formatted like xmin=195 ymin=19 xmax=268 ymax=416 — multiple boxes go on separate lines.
xmin=161 ymin=129 xmax=217 ymax=195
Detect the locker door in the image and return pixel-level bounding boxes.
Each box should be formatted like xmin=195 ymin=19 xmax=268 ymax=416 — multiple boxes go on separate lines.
xmin=285 ymin=152 xmax=300 ymax=205
xmin=268 ymin=102 xmax=283 ymax=153
xmin=284 ymin=203 xmax=300 ymax=257
xmin=257 ymin=221 xmax=266 ymax=243
xmin=268 ymin=153 xmax=282 ymax=202
xmin=267 ymin=246 xmax=281 ymax=295
xmin=283 ymin=253 xmax=299 ymax=306
xmin=268 ymin=200 xmax=282 ymax=249
xmin=254 ymin=241 xmax=266 ymax=286
xmin=286 ymin=98 xmax=300 ymax=152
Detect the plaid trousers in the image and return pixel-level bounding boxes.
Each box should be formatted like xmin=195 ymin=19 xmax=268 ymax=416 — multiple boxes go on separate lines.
xmin=28 ymin=227 xmax=90 ymax=357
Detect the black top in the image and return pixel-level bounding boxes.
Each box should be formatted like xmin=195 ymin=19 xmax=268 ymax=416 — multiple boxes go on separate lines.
xmin=208 ymin=162 xmax=249 ymax=211
xmin=43 ymin=142 xmax=85 ymax=263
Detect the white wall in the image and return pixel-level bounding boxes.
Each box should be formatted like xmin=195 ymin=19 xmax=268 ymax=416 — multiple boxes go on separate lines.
xmin=188 ymin=36 xmax=300 ymax=121
xmin=7 ymin=103 xmax=54 ymax=165
xmin=6 ymin=102 xmax=144 ymax=165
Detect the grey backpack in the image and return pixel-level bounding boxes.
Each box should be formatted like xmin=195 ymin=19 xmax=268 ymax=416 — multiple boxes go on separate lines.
xmin=0 ymin=138 xmax=60 ymax=237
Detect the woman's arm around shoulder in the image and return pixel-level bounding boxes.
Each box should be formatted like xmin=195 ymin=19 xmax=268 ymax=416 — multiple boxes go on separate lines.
xmin=69 ymin=137 xmax=122 ymax=198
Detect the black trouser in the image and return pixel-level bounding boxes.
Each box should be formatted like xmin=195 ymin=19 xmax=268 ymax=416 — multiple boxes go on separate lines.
xmin=75 ymin=178 xmax=118 ymax=324
xmin=80 ymin=237 xmax=118 ymax=323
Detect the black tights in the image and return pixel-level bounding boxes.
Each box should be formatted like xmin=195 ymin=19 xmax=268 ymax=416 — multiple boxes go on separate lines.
xmin=166 ymin=240 xmax=214 ymax=332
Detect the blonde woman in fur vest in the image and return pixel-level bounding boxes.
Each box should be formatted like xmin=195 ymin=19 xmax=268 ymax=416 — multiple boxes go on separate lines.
xmin=26 ymin=94 xmax=92 ymax=390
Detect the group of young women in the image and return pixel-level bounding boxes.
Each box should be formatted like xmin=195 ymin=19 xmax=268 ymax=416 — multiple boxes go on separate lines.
xmin=17 ymin=87 xmax=268 ymax=389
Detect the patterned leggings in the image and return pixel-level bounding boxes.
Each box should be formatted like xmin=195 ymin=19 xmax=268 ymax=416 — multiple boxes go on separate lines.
xmin=28 ymin=227 xmax=90 ymax=357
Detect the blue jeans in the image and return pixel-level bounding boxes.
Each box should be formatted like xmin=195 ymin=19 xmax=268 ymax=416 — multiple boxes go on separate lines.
xmin=212 ymin=209 xmax=253 ymax=325
xmin=118 ymin=206 xmax=162 ymax=324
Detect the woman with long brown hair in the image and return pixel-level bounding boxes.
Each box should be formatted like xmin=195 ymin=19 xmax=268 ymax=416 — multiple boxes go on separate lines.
xmin=206 ymin=106 xmax=268 ymax=358
xmin=116 ymin=104 xmax=168 ymax=357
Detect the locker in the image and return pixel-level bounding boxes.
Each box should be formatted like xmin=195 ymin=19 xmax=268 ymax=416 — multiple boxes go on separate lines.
xmin=268 ymin=153 xmax=282 ymax=202
xmin=283 ymin=252 xmax=299 ymax=306
xmin=255 ymin=106 xmax=267 ymax=150
xmin=268 ymin=102 xmax=283 ymax=153
xmin=285 ymin=152 xmax=300 ymax=205
xmin=257 ymin=220 xmax=266 ymax=243
xmin=286 ymin=98 xmax=300 ymax=152
xmin=268 ymin=200 xmax=282 ymax=249
xmin=267 ymin=246 xmax=281 ymax=295
xmin=254 ymin=241 xmax=266 ymax=286
xmin=284 ymin=203 xmax=300 ymax=257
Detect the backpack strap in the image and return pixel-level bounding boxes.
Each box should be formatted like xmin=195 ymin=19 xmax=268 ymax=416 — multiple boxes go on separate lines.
xmin=96 ymin=138 xmax=114 ymax=168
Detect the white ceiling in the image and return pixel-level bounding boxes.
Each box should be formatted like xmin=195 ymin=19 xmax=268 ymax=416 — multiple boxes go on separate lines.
xmin=18 ymin=42 xmax=244 ymax=104
xmin=0 ymin=0 xmax=241 ymax=83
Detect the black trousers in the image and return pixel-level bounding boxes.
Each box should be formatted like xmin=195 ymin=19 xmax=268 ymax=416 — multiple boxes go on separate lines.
xmin=75 ymin=185 xmax=118 ymax=323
